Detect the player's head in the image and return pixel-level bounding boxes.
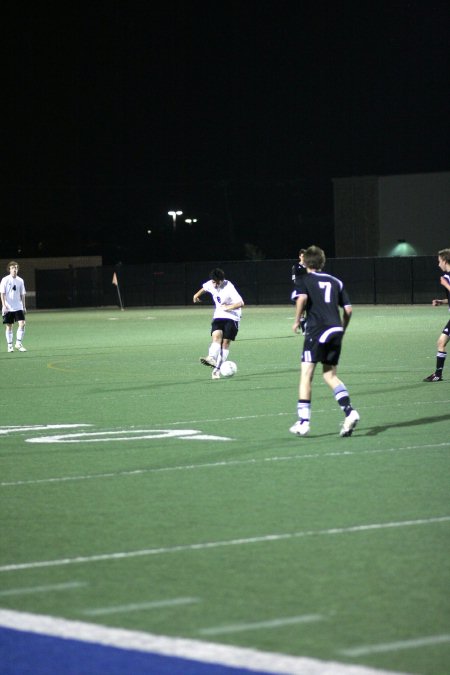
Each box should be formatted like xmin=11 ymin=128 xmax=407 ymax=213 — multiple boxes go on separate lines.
xmin=7 ymin=261 xmax=19 ymax=274
xmin=299 ymin=248 xmax=306 ymax=263
xmin=303 ymin=246 xmax=326 ymax=271
xmin=210 ymin=268 xmax=225 ymax=288
xmin=438 ymin=248 xmax=450 ymax=268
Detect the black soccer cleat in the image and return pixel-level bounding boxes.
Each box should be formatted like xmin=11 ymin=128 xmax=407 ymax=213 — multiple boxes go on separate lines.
xmin=423 ymin=373 xmax=443 ymax=382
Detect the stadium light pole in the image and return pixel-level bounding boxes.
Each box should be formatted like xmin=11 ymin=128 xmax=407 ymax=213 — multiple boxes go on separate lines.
xmin=168 ymin=210 xmax=183 ymax=231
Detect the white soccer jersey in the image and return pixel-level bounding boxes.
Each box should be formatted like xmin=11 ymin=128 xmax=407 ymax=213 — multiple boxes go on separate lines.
xmin=203 ymin=279 xmax=243 ymax=321
xmin=0 ymin=274 xmax=26 ymax=312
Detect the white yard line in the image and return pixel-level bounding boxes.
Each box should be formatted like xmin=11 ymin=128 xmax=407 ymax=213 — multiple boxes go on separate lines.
xmin=0 ymin=581 xmax=86 ymax=596
xmin=0 ymin=516 xmax=448 ymax=573
xmin=0 ymin=608 xmax=407 ymax=675
xmin=83 ymin=597 xmax=200 ymax=616
xmin=199 ymin=614 xmax=325 ymax=636
xmin=340 ymin=634 xmax=450 ymax=656
xmin=2 ymin=441 xmax=449 ymax=488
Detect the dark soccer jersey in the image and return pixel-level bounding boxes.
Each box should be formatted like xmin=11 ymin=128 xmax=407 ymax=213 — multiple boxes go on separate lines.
xmin=291 ymin=262 xmax=307 ymax=283
xmin=293 ymin=272 xmax=351 ymax=329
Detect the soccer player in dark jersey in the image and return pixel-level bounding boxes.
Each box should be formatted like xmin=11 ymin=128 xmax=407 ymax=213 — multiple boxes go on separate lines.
xmin=423 ymin=248 xmax=450 ymax=382
xmin=289 ymin=245 xmax=359 ymax=437
xmin=291 ymin=249 xmax=307 ymax=334
xmin=291 ymin=249 xmax=307 ymax=285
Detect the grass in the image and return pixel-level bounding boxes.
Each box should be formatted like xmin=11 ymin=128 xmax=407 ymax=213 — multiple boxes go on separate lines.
xmin=1 ymin=304 xmax=449 ymax=674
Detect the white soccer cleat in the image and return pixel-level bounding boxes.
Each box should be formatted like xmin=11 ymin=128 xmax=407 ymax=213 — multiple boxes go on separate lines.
xmin=200 ymin=356 xmax=216 ymax=367
xmin=15 ymin=343 xmax=27 ymax=352
xmin=289 ymin=420 xmax=310 ymax=436
xmin=7 ymin=344 xmax=14 ymax=353
xmin=211 ymin=370 xmax=221 ymax=380
xmin=340 ymin=409 xmax=360 ymax=437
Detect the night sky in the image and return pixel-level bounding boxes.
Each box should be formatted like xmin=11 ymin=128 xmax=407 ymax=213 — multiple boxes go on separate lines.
xmin=4 ymin=1 xmax=450 ymax=264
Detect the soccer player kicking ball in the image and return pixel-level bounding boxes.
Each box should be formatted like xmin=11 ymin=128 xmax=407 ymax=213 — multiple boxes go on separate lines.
xmin=289 ymin=245 xmax=359 ymax=437
xmin=193 ymin=268 xmax=244 ymax=380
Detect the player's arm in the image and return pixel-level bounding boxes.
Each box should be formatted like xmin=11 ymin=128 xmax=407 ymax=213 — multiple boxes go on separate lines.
xmin=222 ymin=285 xmax=244 ymax=311
xmin=431 ymin=298 xmax=448 ymax=306
xmin=193 ymin=288 xmax=206 ymax=303
xmin=222 ymin=295 xmax=244 ymax=311
xmin=1 ymin=292 xmax=9 ymax=314
xmin=292 ymin=294 xmax=307 ymax=333
xmin=439 ymin=275 xmax=450 ymax=292
xmin=342 ymin=304 xmax=353 ymax=332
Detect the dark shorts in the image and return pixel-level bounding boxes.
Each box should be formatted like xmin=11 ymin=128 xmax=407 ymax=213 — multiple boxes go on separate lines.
xmin=2 ymin=310 xmax=26 ymax=325
xmin=211 ymin=318 xmax=239 ymax=341
xmin=443 ymin=320 xmax=450 ymax=337
xmin=301 ymin=326 xmax=344 ymax=365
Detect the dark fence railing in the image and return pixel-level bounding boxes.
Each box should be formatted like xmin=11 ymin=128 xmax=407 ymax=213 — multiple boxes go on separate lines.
xmin=35 ymin=257 xmax=441 ymax=309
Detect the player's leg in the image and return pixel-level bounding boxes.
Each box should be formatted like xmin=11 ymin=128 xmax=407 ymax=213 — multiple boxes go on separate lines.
xmin=210 ymin=321 xmax=238 ymax=379
xmin=290 ymin=361 xmax=315 ymax=436
xmin=211 ymin=338 xmax=230 ymax=379
xmin=424 ymin=326 xmax=449 ymax=381
xmin=4 ymin=320 xmax=14 ymax=352
xmin=15 ymin=318 xmax=27 ymax=351
xmin=200 ymin=327 xmax=223 ymax=367
xmin=322 ymin=365 xmax=359 ymax=437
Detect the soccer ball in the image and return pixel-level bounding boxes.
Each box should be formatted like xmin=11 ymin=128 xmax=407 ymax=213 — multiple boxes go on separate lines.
xmin=220 ymin=360 xmax=237 ymax=378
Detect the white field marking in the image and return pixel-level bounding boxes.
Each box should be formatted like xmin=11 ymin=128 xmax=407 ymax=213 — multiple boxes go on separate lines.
xmin=2 ymin=441 xmax=449 ymax=488
xmin=1 ymin=516 xmax=448 ymax=573
xmin=340 ymin=634 xmax=450 ymax=656
xmin=25 ymin=429 xmax=232 ymax=443
xmin=199 ymin=614 xmax=325 ymax=636
xmin=0 ymin=581 xmax=87 ymax=597
xmin=0 ymin=609 xmax=407 ymax=675
xmin=83 ymin=597 xmax=200 ymax=616
xmin=0 ymin=424 xmax=91 ymax=436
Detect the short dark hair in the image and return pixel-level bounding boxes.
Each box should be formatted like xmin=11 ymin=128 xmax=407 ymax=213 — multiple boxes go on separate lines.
xmin=7 ymin=261 xmax=19 ymax=271
xmin=303 ymin=246 xmax=326 ymax=271
xmin=210 ymin=268 xmax=225 ymax=282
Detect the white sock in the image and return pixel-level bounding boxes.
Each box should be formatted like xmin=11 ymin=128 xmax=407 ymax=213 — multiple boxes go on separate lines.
xmin=209 ymin=343 xmax=221 ymax=360
xmin=6 ymin=328 xmax=13 ymax=346
xmin=17 ymin=327 xmax=25 ymax=343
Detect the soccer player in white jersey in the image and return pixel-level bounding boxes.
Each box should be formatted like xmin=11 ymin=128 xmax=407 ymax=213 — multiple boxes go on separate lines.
xmin=289 ymin=245 xmax=359 ymax=437
xmin=193 ymin=268 xmax=244 ymax=379
xmin=423 ymin=248 xmax=450 ymax=382
xmin=0 ymin=261 xmax=27 ymax=352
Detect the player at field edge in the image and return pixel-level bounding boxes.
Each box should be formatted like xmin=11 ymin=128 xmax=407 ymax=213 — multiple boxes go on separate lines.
xmin=193 ymin=268 xmax=244 ymax=380
xmin=423 ymin=247 xmax=450 ymax=382
xmin=0 ymin=261 xmax=27 ymax=353
xmin=290 ymin=245 xmax=359 ymax=437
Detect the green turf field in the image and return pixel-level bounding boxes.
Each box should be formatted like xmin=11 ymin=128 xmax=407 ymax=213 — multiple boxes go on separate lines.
xmin=1 ymin=305 xmax=449 ymax=674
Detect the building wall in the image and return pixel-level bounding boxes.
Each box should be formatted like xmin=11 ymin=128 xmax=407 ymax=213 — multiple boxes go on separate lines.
xmin=378 ymin=172 xmax=450 ymax=256
xmin=333 ymin=171 xmax=449 ymax=257
xmin=333 ymin=176 xmax=379 ymax=257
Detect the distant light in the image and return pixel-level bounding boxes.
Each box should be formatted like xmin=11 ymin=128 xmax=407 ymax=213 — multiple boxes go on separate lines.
xmin=147 ymin=229 xmax=152 ymax=234
xmin=168 ymin=210 xmax=183 ymax=231
xmin=388 ymin=240 xmax=418 ymax=257
xmin=185 ymin=218 xmax=198 ymax=224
